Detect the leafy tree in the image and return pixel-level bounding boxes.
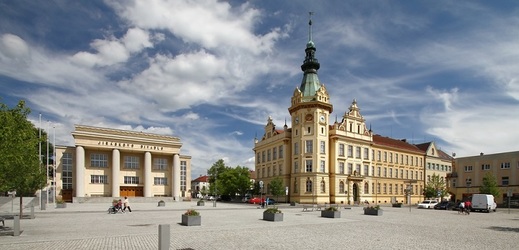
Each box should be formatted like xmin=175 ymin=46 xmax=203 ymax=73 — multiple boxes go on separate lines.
xmin=0 ymin=100 xmax=47 ymax=217
xmin=423 ymin=174 xmax=448 ymax=199
xmin=252 ymin=181 xmax=261 ymax=196
xmin=269 ymin=176 xmax=285 ymax=202
xmin=206 ymin=159 xmax=251 ymax=199
xmin=480 ymin=172 xmax=500 ymax=197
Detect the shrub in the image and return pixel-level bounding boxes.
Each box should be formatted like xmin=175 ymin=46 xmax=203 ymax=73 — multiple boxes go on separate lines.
xmin=325 ymin=206 xmax=338 ymax=211
xmin=264 ymin=207 xmax=282 ymax=214
xmin=184 ymin=209 xmax=200 ymax=216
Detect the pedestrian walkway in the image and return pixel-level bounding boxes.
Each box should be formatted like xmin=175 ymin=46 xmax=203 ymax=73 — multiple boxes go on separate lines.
xmin=1 ymin=201 xmax=518 ymax=250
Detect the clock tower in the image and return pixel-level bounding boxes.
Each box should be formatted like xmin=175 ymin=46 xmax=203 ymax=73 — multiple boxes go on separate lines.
xmin=288 ymin=13 xmax=333 ymax=204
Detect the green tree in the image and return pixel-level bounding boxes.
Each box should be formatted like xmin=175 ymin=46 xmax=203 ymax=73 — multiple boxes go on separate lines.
xmin=480 ymin=172 xmax=501 ymax=197
xmin=207 ymin=159 xmax=226 ymax=196
xmin=423 ymin=174 xmax=448 ymax=199
xmin=207 ymin=159 xmax=251 ymax=199
xmin=269 ymin=176 xmax=285 ymax=202
xmin=0 ymin=100 xmax=47 ymax=217
xmin=233 ymin=166 xmax=251 ymax=197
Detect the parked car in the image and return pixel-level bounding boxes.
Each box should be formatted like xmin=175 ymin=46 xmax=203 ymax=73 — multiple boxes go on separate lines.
xmin=248 ymin=197 xmax=264 ymax=204
xmin=434 ymin=201 xmax=455 ymax=210
xmin=471 ymin=194 xmax=497 ymax=212
xmin=417 ymin=200 xmax=438 ymax=209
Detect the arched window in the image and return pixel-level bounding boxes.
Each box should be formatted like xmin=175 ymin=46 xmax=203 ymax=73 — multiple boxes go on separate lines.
xmin=339 ymin=181 xmax=345 ymax=193
xmin=320 ymin=180 xmax=326 ymax=193
xmin=364 ymin=182 xmax=369 ymax=194
xmin=306 ymin=178 xmax=313 ymax=193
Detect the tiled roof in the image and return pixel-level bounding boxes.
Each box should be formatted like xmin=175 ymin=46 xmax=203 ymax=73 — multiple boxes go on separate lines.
xmin=193 ymin=175 xmax=209 ymax=183
xmin=414 ymin=142 xmax=431 ymax=151
xmin=373 ymin=135 xmax=423 ymax=153
xmin=437 ymin=149 xmax=454 ymax=160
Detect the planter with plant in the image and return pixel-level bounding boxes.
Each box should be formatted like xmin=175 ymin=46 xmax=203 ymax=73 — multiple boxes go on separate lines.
xmin=56 ymin=198 xmax=66 ymax=208
xmin=197 ymin=199 xmax=205 ymax=206
xmin=364 ymin=205 xmax=383 ymax=216
xmin=321 ymin=206 xmax=341 ymax=218
xmin=392 ymin=202 xmax=402 ymax=208
xmin=181 ymin=209 xmax=201 ymax=226
xmin=263 ymin=207 xmax=283 ymax=222
xmin=158 ymin=200 xmax=165 ymax=207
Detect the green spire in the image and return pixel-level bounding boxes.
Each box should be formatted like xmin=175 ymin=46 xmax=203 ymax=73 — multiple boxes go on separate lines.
xmin=299 ymin=12 xmax=321 ymax=100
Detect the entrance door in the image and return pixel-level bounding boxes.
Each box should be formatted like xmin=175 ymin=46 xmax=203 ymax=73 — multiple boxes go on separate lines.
xmin=353 ymin=183 xmax=359 ymax=204
xmin=120 ymin=187 xmax=143 ymax=197
xmin=62 ymin=189 xmax=73 ymax=202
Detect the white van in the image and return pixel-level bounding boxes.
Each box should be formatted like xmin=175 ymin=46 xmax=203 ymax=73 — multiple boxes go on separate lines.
xmin=471 ymin=194 xmax=497 ymax=213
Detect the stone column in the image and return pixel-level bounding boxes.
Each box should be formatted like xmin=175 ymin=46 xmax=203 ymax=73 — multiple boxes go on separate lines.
xmin=75 ymin=146 xmax=85 ymax=197
xmin=144 ymin=151 xmax=152 ymax=197
xmin=172 ymin=154 xmax=180 ymax=201
xmin=112 ymin=149 xmax=120 ymax=197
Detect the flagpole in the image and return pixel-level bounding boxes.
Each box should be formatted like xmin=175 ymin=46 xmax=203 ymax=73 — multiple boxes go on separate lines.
xmin=53 ymin=125 xmax=56 ymax=205
xmin=46 ymin=120 xmax=50 ymax=205
xmin=39 ymin=114 xmax=43 ymax=210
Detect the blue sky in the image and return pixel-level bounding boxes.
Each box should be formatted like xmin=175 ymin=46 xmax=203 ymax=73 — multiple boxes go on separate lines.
xmin=1 ymin=0 xmax=519 ymax=178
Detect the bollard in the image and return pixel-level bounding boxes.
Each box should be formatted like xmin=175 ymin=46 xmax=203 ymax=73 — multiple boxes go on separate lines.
xmin=158 ymin=224 xmax=170 ymax=250
xmin=13 ymin=215 xmax=20 ymax=236
xmin=30 ymin=205 xmax=35 ymax=219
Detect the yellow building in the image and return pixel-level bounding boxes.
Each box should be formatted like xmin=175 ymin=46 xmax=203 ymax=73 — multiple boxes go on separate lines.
xmin=253 ymin=19 xmax=431 ymax=205
xmin=449 ymin=151 xmax=519 ymax=205
xmin=54 ymin=125 xmax=191 ymax=202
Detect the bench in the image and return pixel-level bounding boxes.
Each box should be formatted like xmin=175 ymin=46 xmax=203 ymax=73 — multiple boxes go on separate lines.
xmin=302 ymin=205 xmax=323 ymax=212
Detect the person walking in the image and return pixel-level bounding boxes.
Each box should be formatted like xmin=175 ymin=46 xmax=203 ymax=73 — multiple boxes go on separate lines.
xmin=123 ymin=196 xmax=132 ymax=212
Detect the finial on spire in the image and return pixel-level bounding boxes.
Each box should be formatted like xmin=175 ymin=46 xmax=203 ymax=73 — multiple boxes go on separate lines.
xmin=308 ymin=12 xmax=314 ymax=42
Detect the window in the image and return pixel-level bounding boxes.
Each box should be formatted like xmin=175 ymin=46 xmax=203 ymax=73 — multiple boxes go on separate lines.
xmin=377 ymin=151 xmax=381 ymax=161
xmin=307 ymin=126 xmax=311 ymax=134
xmin=124 ymin=176 xmax=139 ymax=184
xmin=406 ymin=170 xmax=409 ymax=179
xmin=273 ymin=147 xmax=277 ymax=160
xmin=383 ymin=183 xmax=387 ymax=194
xmin=279 ymin=145 xmax=283 ymax=158
xmin=306 ymin=179 xmax=313 ymax=192
xmin=356 ymin=164 xmax=361 ymax=175
xmin=91 ymin=175 xmax=108 ymax=184
xmin=294 ymin=161 xmax=299 ymax=173
xmin=364 ymin=182 xmax=369 ymax=194
xmin=348 ymin=163 xmax=353 ymax=175
xmin=502 ymin=177 xmax=509 ymax=186
xmin=347 ymin=145 xmax=353 ymax=157
xmin=90 ymin=153 xmax=108 ymax=168
xmin=320 ymin=141 xmax=325 ymax=154
xmin=154 ymin=177 xmax=167 ymax=185
xmin=377 ymin=183 xmax=381 ymax=194
xmin=320 ymin=160 xmax=325 ymax=173
xmin=389 ymin=184 xmax=393 ymax=194
xmin=372 ymin=149 xmax=375 ymax=160
xmin=279 ymin=164 xmax=283 ymax=175
xmin=465 ymin=178 xmax=472 ymax=186
xmin=339 ymin=181 xmax=345 ymax=193
xmin=364 ymin=148 xmax=369 ymax=160
xmin=153 ymin=158 xmax=168 ymax=170
xmin=294 ymin=178 xmax=298 ymax=193
xmin=256 ymin=153 xmax=260 ymax=163
xmin=395 ymin=154 xmax=399 ymax=164
xmin=124 ymin=156 xmax=140 ymax=169
xmin=389 ymin=168 xmax=393 ymax=178
xmin=411 ymin=171 xmax=414 ymax=179
xmin=62 ymin=153 xmax=73 ymax=189
xmin=355 ymin=147 xmax=361 ymax=158
xmin=262 ymin=151 xmax=265 ymax=162
xmin=294 ymin=142 xmax=299 ymax=155
xmin=377 ymin=167 xmax=381 ymax=177
xmin=501 ymin=162 xmax=511 ymax=169
xmin=389 ymin=153 xmax=393 ymax=163
xmin=400 ymin=169 xmax=403 ymax=179
xmin=305 ymin=160 xmax=313 ymax=172
xmin=180 ymin=161 xmax=187 ymax=191
xmin=267 ymin=149 xmax=271 ymax=161
xmin=384 ymin=152 xmax=387 ymax=162
xmin=384 ymin=167 xmax=387 ymax=177
xmin=339 ymin=162 xmax=345 ymax=174
xmin=364 ymin=165 xmax=369 ymax=176
xmin=303 ymin=140 xmax=313 ymax=154
xmin=464 ymin=166 xmax=473 ymax=172
xmin=339 ymin=144 xmax=345 ymax=156
xmin=371 ymin=166 xmax=375 ymax=176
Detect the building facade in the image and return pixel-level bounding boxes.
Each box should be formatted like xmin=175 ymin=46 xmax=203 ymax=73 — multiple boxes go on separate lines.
xmin=253 ymin=19 xmax=447 ymax=205
xmin=55 ymin=125 xmax=191 ymax=202
xmin=449 ymin=151 xmax=519 ymax=205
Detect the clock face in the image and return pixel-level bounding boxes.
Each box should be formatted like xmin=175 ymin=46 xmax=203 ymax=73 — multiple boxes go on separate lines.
xmin=305 ymin=114 xmax=313 ymax=121
xmin=295 ymin=117 xmax=299 ymax=124
xmin=320 ymin=115 xmax=325 ymax=123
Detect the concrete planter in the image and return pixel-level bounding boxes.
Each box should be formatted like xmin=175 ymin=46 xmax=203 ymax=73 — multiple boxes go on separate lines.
xmin=392 ymin=203 xmax=402 ymax=208
xmin=364 ymin=208 xmax=383 ymax=216
xmin=158 ymin=201 xmax=165 ymax=207
xmin=321 ymin=210 xmax=341 ymax=218
xmin=263 ymin=212 xmax=283 ymax=222
xmin=181 ymin=214 xmax=201 ymax=226
xmin=197 ymin=200 xmax=205 ymax=206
